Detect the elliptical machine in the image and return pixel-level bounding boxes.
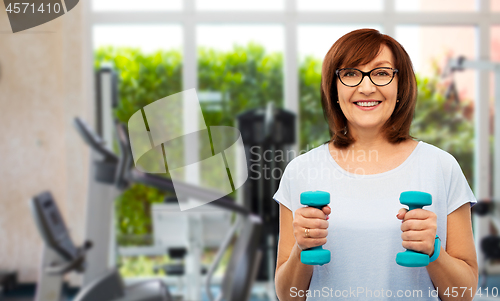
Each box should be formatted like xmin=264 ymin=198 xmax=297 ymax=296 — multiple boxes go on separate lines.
xmin=73 ymin=117 xmax=263 ymax=301
xmin=30 ymin=191 xmax=170 ymax=301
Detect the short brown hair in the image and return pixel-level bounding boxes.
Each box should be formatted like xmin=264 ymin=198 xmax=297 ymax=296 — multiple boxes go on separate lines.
xmin=321 ymin=28 xmax=417 ymax=149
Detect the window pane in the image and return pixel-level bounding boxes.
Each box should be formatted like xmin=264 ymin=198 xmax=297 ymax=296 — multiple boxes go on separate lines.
xmin=396 ymin=26 xmax=475 ymax=76
xmin=197 ymin=24 xmax=284 ymax=113
xmin=298 ymin=25 xmax=381 ymax=149
xmin=396 ymin=0 xmax=477 ymax=11
xmin=93 ymin=25 xmax=182 ymax=276
xmin=196 ymin=0 xmax=284 ymax=11
xmin=491 ymin=26 xmax=499 ymax=175
xmin=397 ymin=25 xmax=476 ymax=186
xmin=298 ymin=25 xmax=381 ymax=61
xmin=493 ymin=26 xmax=500 ymax=62
xmin=298 ymin=0 xmax=382 ymax=11
xmin=93 ymin=25 xmax=182 ymax=53
xmin=493 ymin=1 xmax=500 ymax=11
xmin=197 ymin=25 xmax=284 ymax=198
xmin=92 ymin=0 xmax=182 ymax=11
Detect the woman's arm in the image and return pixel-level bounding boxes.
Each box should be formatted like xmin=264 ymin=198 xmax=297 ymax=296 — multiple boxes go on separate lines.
xmin=275 ymin=203 xmax=330 ymax=301
xmin=426 ymin=203 xmax=479 ymax=301
xmin=275 ymin=204 xmax=313 ymax=301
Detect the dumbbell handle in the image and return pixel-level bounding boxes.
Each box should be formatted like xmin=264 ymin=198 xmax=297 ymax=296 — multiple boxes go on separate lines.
xmin=407 ymin=205 xmax=423 ymax=211
xmin=303 ymin=205 xmax=325 ymax=251
xmin=309 ymin=205 xmax=324 ymax=210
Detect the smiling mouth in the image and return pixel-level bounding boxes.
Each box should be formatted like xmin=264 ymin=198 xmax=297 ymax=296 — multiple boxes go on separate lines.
xmin=354 ymin=101 xmax=381 ymax=107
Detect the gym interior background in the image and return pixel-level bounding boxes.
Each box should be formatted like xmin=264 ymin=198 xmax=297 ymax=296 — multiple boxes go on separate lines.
xmin=1 ymin=0 xmax=500 ymax=300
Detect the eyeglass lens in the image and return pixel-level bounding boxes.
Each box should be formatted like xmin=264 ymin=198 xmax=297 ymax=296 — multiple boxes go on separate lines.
xmin=338 ymin=68 xmax=395 ymax=86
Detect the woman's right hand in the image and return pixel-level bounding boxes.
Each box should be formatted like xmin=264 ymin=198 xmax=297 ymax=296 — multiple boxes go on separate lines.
xmin=293 ymin=205 xmax=331 ymax=251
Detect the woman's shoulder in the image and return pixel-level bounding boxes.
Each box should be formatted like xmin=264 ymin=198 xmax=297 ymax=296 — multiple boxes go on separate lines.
xmin=284 ymin=143 xmax=329 ymax=169
xmin=415 ymin=140 xmax=462 ymax=168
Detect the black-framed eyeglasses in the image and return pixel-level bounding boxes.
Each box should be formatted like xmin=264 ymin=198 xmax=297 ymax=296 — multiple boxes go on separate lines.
xmin=335 ymin=67 xmax=398 ymax=87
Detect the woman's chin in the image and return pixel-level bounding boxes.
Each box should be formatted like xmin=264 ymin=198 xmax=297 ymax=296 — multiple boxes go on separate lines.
xmin=352 ymin=123 xmax=384 ymax=131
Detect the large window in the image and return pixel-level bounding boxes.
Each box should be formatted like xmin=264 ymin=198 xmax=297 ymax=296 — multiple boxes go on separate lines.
xmin=90 ymin=0 xmax=500 ymax=280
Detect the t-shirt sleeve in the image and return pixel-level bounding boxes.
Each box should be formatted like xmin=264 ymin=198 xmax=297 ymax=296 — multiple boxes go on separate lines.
xmin=272 ymin=161 xmax=293 ymax=212
xmin=446 ymin=154 xmax=477 ymax=215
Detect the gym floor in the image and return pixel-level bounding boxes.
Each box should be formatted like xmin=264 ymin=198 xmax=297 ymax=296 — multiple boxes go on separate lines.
xmin=0 ymin=284 xmax=272 ymax=301
xmin=2 ymin=276 xmax=500 ymax=301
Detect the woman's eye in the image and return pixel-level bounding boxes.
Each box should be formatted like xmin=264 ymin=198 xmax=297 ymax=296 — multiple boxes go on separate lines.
xmin=374 ymin=71 xmax=390 ymax=77
xmin=344 ymin=71 xmax=357 ymax=77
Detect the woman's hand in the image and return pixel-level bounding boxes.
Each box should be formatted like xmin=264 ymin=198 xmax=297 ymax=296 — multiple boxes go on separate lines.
xmin=293 ymin=205 xmax=331 ymax=251
xmin=397 ymin=208 xmax=437 ymax=256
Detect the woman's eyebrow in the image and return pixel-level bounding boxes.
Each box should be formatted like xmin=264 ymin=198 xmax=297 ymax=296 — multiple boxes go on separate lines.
xmin=372 ymin=60 xmax=393 ymax=67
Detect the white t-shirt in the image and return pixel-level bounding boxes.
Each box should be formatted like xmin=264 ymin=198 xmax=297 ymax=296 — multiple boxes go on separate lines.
xmin=273 ymin=140 xmax=477 ymax=301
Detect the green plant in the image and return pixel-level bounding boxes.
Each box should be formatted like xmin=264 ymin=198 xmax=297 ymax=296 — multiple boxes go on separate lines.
xmin=299 ymin=55 xmax=330 ymax=150
xmin=119 ymin=255 xmax=168 ymax=278
xmin=198 ymin=42 xmax=284 ymax=128
xmin=410 ymin=74 xmax=475 ymax=187
xmin=94 ymin=46 xmax=183 ymax=124
xmin=115 ymin=183 xmax=166 ymax=246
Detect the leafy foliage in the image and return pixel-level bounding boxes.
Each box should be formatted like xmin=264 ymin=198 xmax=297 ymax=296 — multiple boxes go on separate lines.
xmin=411 ymin=74 xmax=475 ymax=185
xmin=198 ymin=43 xmax=283 ymax=128
xmin=115 ymin=183 xmax=165 ymax=246
xmin=94 ymin=46 xmax=183 ymax=124
xmin=298 ymin=55 xmax=330 ymax=150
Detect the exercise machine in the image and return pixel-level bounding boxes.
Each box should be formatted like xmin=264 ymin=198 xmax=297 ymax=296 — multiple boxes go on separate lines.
xmin=150 ymin=201 xmax=231 ymax=299
xmin=74 ymin=117 xmax=263 ymax=301
xmin=237 ymin=102 xmax=295 ymax=289
xmin=82 ymin=66 xmax=121 ymax=286
xmin=0 ymin=271 xmax=17 ymax=296
xmin=76 ymin=65 xmax=276 ymax=300
xmin=30 ymin=191 xmax=170 ymax=301
xmin=472 ymin=199 xmax=500 ymax=288
xmin=444 ymin=57 xmax=500 ymax=288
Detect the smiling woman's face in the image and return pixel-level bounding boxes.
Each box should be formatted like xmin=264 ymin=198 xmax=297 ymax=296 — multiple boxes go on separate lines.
xmin=337 ymin=44 xmax=398 ymax=134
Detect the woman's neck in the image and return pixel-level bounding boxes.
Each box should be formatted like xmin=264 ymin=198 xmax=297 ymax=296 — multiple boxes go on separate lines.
xmin=347 ymin=127 xmax=392 ymax=153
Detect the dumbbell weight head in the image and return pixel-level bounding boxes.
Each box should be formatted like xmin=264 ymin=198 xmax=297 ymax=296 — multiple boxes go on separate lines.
xmin=300 ymin=191 xmax=331 ymax=265
xmin=396 ymin=191 xmax=433 ymax=267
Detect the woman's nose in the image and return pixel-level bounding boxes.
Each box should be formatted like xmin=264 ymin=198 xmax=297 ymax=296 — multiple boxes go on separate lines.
xmin=357 ymin=75 xmax=376 ymax=95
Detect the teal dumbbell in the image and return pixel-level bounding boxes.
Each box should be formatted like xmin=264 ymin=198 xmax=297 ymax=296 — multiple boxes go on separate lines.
xmin=300 ymin=191 xmax=331 ymax=265
xmin=396 ymin=191 xmax=433 ymax=267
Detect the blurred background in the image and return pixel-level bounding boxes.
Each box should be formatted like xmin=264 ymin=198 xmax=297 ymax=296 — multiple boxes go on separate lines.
xmin=1 ymin=0 xmax=500 ymax=300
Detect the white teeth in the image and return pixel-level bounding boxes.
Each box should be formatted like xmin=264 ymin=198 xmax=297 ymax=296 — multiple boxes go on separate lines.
xmin=356 ymin=101 xmax=380 ymax=107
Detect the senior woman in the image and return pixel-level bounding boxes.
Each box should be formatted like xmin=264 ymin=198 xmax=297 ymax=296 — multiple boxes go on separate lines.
xmin=273 ymin=28 xmax=478 ymax=301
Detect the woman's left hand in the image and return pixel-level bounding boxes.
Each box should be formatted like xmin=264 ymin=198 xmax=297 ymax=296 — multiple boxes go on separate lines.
xmin=396 ymin=208 xmax=437 ymax=256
